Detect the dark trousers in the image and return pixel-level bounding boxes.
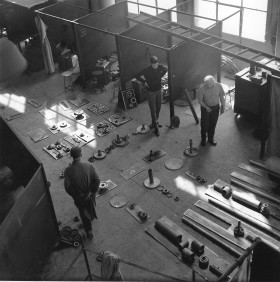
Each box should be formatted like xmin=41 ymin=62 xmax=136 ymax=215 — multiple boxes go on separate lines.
xmin=147 ymin=89 xmax=162 ymax=127
xmin=200 ymin=104 xmax=220 ymax=142
xmin=77 ymin=205 xmax=92 ymax=233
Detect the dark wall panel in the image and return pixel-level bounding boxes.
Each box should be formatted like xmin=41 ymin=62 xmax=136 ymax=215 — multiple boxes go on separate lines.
xmin=119 ymin=23 xmax=169 ymax=83
xmin=0 ymin=117 xmax=40 ymax=186
xmin=0 ymin=166 xmax=58 ymax=280
xmin=170 ymin=23 xmax=221 ymax=100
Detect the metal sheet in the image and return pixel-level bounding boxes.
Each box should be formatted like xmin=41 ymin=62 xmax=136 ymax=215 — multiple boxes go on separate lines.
xmin=27 ymin=128 xmax=48 ymax=143
xmin=107 ymin=112 xmax=132 ymax=127
xmin=120 ymin=163 xmax=146 ymax=180
xmin=164 ymin=158 xmax=183 ymax=170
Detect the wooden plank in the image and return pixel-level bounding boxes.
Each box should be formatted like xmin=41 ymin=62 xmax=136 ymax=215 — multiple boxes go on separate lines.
xmin=206 ymin=184 xmax=280 ymax=232
xmin=194 ymin=200 xmax=280 ymax=252
xmin=231 ymin=171 xmax=278 ymax=191
xmin=183 ymin=210 xmax=250 ymax=250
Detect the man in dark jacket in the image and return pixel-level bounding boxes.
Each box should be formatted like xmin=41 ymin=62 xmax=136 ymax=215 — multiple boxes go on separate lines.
xmin=64 ymin=146 xmax=100 ymax=239
xmin=135 ymin=56 xmax=167 ymax=136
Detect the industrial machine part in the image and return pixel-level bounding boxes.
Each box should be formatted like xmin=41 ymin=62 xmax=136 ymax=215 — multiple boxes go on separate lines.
xmin=162 ymin=188 xmax=169 ymax=195
xmin=155 ymin=217 xmax=183 ymax=244
xmin=143 ymin=149 xmax=166 ymax=163
xmin=138 ymin=211 xmax=148 ymax=221
xmin=157 ymin=185 xmax=164 ymax=191
xmin=136 ymin=124 xmax=150 ymax=134
xmin=164 ymin=158 xmax=183 ymax=170
xmin=144 ymin=169 xmax=160 ymax=189
xmin=93 ymin=150 xmax=106 ymax=160
xmin=113 ymin=134 xmax=129 ymax=147
xmin=174 ymin=196 xmax=180 ymax=201
xmin=209 ymin=264 xmax=223 ymax=277
xmin=233 ymin=221 xmax=244 ymax=237
xmin=259 ymin=203 xmax=270 ymax=216
xmin=59 ymin=172 xmax=64 ymax=178
xmin=232 ymin=191 xmax=262 ymax=210
xmin=74 ymin=109 xmax=84 ymax=119
xmin=191 ymin=240 xmax=205 ymax=255
xmin=88 ymin=156 xmax=95 ymax=163
xmin=181 ymin=248 xmax=194 ymax=264
xmin=184 ymin=139 xmax=199 ymax=157
xmin=199 ymin=255 xmax=209 ymax=269
xmin=126 ymin=204 xmax=151 ymax=223
xmin=185 ymin=171 xmax=207 ymax=185
xmin=167 ymin=192 xmax=173 ymax=198
xmin=214 ymin=183 xmax=232 ymax=198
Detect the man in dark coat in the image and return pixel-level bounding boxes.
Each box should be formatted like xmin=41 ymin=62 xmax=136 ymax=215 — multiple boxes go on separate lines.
xmin=135 ymin=56 xmax=167 ymax=136
xmin=64 ymin=146 xmax=100 ymax=239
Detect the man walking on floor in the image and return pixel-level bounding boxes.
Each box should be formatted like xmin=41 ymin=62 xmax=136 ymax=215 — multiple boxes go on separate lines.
xmin=197 ymin=75 xmax=225 ymax=146
xmin=135 ymin=56 xmax=167 ymax=136
xmin=64 ymin=146 xmax=100 ymax=239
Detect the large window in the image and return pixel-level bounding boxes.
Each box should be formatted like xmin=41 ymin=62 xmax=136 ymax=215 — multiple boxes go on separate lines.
xmin=127 ymin=0 xmax=177 ymax=21
xmin=194 ymin=0 xmax=268 ymax=42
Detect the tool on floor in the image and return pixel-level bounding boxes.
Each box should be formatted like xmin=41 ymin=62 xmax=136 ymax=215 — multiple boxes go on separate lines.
xmin=93 ymin=150 xmax=106 ymax=160
xmin=143 ymin=149 xmax=166 ymax=163
xmin=113 ymin=134 xmax=129 ymax=147
xmin=144 ymin=169 xmax=160 ymax=188
xmin=126 ymin=204 xmax=151 ymax=223
xmin=233 ymin=221 xmax=244 ymax=237
xmin=184 ymin=139 xmax=199 ymax=157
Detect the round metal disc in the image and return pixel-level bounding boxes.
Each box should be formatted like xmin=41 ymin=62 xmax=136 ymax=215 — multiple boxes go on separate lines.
xmin=144 ymin=177 xmax=160 ymax=189
xmin=60 ymin=121 xmax=67 ymax=128
xmin=93 ymin=151 xmax=107 ymax=160
xmin=74 ymin=109 xmax=84 ymax=115
xmin=184 ymin=147 xmax=199 ymax=157
xmin=164 ymin=158 xmax=183 ymax=170
xmin=110 ymin=196 xmax=128 ymax=208
xmin=136 ymin=124 xmax=150 ymax=134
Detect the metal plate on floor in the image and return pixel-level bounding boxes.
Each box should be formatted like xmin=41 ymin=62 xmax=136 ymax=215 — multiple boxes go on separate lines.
xmin=143 ymin=149 xmax=166 ymax=163
xmin=121 ymin=163 xmax=146 ymax=180
xmin=107 ymin=113 xmax=132 ymax=127
xmin=110 ymin=196 xmax=128 ymax=208
xmin=96 ymin=180 xmax=117 ymax=198
xmin=165 ymin=158 xmax=183 ymax=170
xmin=58 ymin=100 xmax=71 ymax=111
xmin=28 ymin=128 xmax=49 ymax=142
xmin=88 ymin=103 xmax=109 ymax=115
xmin=68 ymin=96 xmax=89 ymax=107
xmin=126 ymin=204 xmax=151 ymax=223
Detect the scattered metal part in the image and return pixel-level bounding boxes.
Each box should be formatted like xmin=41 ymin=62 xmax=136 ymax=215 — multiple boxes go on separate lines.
xmin=185 ymin=171 xmax=207 ymax=185
xmin=234 ymin=221 xmax=244 ymax=237
xmin=88 ymin=156 xmax=95 ymax=163
xmin=138 ymin=211 xmax=148 ymax=221
xmin=181 ymin=248 xmax=194 ymax=264
xmin=129 ymin=203 xmax=135 ymax=210
xmin=157 ymin=185 xmax=165 ymax=191
xmin=259 ymin=203 xmax=270 ymax=217
xmin=144 ymin=169 xmax=160 ymax=189
xmin=105 ymin=148 xmax=111 ymax=154
xmin=162 ymin=188 xmax=169 ymax=195
xmin=136 ymin=124 xmax=150 ymax=134
xmin=174 ymin=196 xmax=180 ymax=201
xmin=191 ymin=240 xmax=205 ymax=256
xmin=110 ymin=195 xmax=128 ymax=208
xmin=60 ymin=172 xmax=65 ymax=178
xmin=167 ymin=192 xmax=173 ymax=198
xmin=113 ymin=134 xmax=129 ymax=147
xmin=199 ymin=255 xmax=209 ymax=269
xmin=246 ymin=235 xmax=254 ymax=243
xmin=143 ymin=149 xmax=166 ymax=163
xmin=126 ymin=204 xmax=151 ymax=223
xmin=209 ymin=264 xmax=223 ymax=277
xmin=184 ymin=139 xmax=199 ymax=157
xmin=164 ymin=158 xmax=183 ymax=170
xmin=93 ymin=150 xmax=106 ymax=160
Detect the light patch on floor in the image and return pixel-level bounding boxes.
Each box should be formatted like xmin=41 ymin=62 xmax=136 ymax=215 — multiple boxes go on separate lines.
xmin=0 ymin=93 xmax=26 ymax=113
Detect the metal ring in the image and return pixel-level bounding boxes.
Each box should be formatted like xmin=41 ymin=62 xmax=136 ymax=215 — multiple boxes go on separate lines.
xmin=162 ymin=188 xmax=169 ymax=195
xmin=131 ymin=97 xmax=136 ymax=103
xmin=157 ymin=185 xmax=165 ymax=191
xmin=73 ymin=242 xmax=80 ymax=247
xmin=174 ymin=196 xmax=180 ymax=201
xmin=199 ymin=255 xmax=209 ymax=269
xmin=167 ymin=192 xmax=173 ymax=198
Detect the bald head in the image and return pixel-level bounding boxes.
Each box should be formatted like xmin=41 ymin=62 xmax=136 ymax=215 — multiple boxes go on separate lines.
xmin=204 ymin=75 xmax=215 ymax=88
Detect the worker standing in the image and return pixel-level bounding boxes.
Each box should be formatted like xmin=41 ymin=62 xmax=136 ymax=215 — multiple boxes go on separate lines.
xmin=64 ymin=146 xmax=100 ymax=239
xmin=135 ymin=56 xmax=167 ymax=136
xmin=197 ymin=75 xmax=225 ymax=146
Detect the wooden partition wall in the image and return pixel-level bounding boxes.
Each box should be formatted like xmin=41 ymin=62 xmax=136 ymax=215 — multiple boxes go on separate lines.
xmin=75 ymin=1 xmax=128 ymax=82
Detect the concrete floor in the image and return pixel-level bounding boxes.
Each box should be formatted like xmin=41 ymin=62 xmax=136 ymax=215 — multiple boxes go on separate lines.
xmin=0 ymin=67 xmax=263 ymax=281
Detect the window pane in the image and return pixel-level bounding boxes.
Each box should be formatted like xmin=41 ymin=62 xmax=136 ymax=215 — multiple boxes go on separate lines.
xmin=127 ymin=0 xmax=138 ymax=14
xmin=194 ymin=0 xmax=216 ymax=29
xmin=218 ymin=6 xmax=240 ymax=35
xmin=219 ymin=0 xmax=242 ymax=6
xmin=139 ymin=0 xmax=156 ymax=15
xmin=157 ymin=0 xmax=176 ymax=10
xmin=242 ymin=9 xmax=267 ymax=41
xmin=243 ymin=0 xmax=268 ymax=11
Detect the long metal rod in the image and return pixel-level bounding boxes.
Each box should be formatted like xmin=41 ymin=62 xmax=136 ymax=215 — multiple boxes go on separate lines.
xmin=218 ymin=237 xmax=262 ymax=282
xmin=249 ymin=160 xmax=280 ymax=178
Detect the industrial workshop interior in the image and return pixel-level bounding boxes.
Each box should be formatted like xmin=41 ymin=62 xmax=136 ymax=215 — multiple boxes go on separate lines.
xmin=1 ymin=0 xmax=280 ymax=281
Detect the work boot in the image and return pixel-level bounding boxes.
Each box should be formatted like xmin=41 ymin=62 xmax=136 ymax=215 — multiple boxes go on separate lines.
xmin=157 ymin=121 xmax=162 ymax=128
xmin=200 ymin=140 xmax=206 ymax=146
xmin=154 ymin=127 xmax=160 ymax=137
xmin=208 ymin=139 xmax=217 ymax=146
